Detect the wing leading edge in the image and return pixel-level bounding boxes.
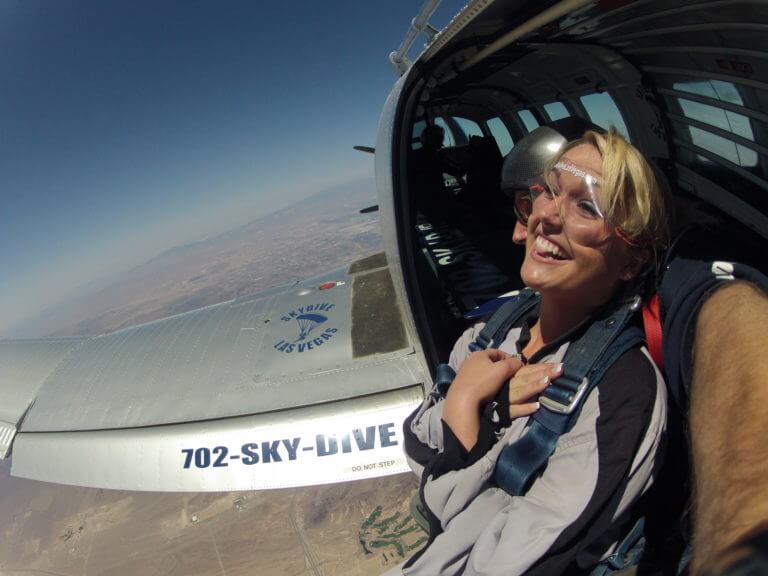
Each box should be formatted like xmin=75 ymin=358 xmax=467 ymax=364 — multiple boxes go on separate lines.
xmin=0 ymin=337 xmax=89 ymax=458
xmin=12 ymin=385 xmax=423 ymax=491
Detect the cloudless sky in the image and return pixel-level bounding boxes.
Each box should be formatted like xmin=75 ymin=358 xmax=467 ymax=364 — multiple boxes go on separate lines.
xmin=0 ymin=0 xmax=466 ymax=335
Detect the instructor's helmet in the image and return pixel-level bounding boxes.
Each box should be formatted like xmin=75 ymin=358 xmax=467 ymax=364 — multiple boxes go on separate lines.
xmin=501 ymin=116 xmax=603 ymax=197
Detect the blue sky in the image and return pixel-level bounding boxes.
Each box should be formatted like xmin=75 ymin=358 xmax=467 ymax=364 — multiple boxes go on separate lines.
xmin=0 ymin=0 xmax=465 ymax=335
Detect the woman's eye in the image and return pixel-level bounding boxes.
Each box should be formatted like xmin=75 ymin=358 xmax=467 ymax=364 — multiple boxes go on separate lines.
xmin=577 ymin=200 xmax=601 ymax=218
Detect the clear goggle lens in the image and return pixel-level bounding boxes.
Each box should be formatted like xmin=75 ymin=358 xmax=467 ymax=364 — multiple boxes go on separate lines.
xmin=514 ymin=161 xmax=618 ymax=245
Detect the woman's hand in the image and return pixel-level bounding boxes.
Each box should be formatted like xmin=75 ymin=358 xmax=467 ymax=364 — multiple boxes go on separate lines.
xmin=506 ymin=362 xmax=562 ymax=419
xmin=443 ymin=350 xmax=522 ymax=451
xmin=450 ymin=350 xmax=523 ymax=408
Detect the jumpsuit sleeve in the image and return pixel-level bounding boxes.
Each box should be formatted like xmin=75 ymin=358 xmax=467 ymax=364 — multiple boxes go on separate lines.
xmin=402 ymin=323 xmax=486 ymax=473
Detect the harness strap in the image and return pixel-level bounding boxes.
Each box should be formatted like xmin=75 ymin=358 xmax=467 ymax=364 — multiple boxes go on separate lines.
xmin=468 ymin=293 xmax=643 ymax=497
xmin=468 ymin=288 xmax=539 ymax=352
xmin=642 ymin=294 xmax=664 ymax=372
xmin=434 ymin=363 xmax=456 ymax=397
xmin=495 ymin=321 xmax=644 ymax=495
xmin=589 ymin=517 xmax=647 ymax=575
xmin=450 ymin=290 xmax=647 ymax=571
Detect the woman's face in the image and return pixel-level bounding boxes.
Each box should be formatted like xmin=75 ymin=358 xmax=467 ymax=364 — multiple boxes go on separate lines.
xmin=520 ymin=143 xmax=635 ymax=309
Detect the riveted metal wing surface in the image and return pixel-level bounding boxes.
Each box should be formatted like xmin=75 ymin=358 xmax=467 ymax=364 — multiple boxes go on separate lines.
xmin=2 ymin=254 xmax=429 ymax=491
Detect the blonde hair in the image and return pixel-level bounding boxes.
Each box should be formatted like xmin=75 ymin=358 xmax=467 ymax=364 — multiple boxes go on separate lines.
xmin=548 ymin=128 xmax=669 ymax=255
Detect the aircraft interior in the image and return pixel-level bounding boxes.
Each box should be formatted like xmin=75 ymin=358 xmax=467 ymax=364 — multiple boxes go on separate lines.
xmin=396 ymin=0 xmax=768 ymax=367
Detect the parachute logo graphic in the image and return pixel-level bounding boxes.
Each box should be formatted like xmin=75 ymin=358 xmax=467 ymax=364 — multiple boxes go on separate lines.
xmin=274 ymin=302 xmax=339 ymax=354
xmin=295 ymin=313 xmax=328 ymax=342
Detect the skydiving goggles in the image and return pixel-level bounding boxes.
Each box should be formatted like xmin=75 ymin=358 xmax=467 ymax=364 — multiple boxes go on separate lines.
xmin=512 ymin=161 xmax=637 ymax=246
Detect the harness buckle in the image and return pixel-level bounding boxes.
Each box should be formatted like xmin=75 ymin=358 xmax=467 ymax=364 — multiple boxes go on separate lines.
xmin=539 ymin=379 xmax=588 ymax=414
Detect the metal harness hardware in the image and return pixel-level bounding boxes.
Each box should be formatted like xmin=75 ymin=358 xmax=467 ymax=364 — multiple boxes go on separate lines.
xmin=539 ymin=376 xmax=588 ymax=415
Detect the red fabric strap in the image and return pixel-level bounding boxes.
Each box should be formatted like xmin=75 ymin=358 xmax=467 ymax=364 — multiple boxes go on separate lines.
xmin=642 ymin=294 xmax=664 ymax=372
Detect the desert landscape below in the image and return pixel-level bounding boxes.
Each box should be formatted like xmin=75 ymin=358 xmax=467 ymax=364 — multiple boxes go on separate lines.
xmin=0 ymin=458 xmax=422 ymax=576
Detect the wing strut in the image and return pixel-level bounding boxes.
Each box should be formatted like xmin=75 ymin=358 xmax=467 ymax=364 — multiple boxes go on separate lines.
xmin=459 ymin=0 xmax=593 ymax=72
xmin=389 ymin=0 xmax=442 ymax=76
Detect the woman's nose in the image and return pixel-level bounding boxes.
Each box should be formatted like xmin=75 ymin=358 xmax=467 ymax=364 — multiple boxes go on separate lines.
xmin=534 ymin=196 xmax=563 ymax=228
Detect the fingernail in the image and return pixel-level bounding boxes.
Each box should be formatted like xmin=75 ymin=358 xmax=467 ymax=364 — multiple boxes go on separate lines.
xmin=554 ymin=363 xmax=563 ymax=373
xmin=540 ymin=376 xmax=550 ymax=385
xmin=534 ymin=402 xmax=541 ymax=410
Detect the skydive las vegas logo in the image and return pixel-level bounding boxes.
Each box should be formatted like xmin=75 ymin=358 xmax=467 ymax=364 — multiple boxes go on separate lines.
xmin=273 ymin=302 xmax=338 ymax=354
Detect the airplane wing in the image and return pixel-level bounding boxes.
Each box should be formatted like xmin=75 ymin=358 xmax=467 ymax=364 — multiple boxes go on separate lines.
xmin=0 ymin=252 xmax=429 ymax=491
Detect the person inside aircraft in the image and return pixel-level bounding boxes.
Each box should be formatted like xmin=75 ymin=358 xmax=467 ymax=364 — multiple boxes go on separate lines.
xmin=411 ymin=123 xmax=451 ymax=218
xmin=391 ymin=128 xmax=669 ymax=576
xmin=499 ymin=123 xmax=768 ymax=576
xmin=657 ymin=259 xmax=768 ymax=576
xmin=462 ymin=134 xmax=504 ymax=212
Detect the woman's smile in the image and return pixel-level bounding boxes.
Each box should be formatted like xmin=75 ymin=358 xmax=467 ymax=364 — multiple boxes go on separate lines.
xmin=531 ymin=234 xmax=570 ymax=262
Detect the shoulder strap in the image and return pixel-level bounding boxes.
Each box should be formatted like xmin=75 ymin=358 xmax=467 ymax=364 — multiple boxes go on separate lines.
xmin=642 ymin=294 xmax=664 ymax=372
xmin=494 ymin=296 xmax=644 ymax=496
xmin=468 ymin=288 xmax=540 ymax=352
xmin=433 ymin=363 xmax=457 ymax=397
xmin=431 ymin=289 xmax=539 ymax=398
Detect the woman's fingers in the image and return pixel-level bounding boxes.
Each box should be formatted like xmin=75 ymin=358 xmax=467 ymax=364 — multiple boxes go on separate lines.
xmin=508 ymin=373 xmax=551 ymax=404
xmin=497 ymin=356 xmax=525 ymax=378
xmin=507 ymin=362 xmax=563 ymax=419
xmin=485 ymin=349 xmax=512 ymax=362
xmin=512 ymin=361 xmax=562 ymax=381
xmin=509 ymin=402 xmax=541 ymax=419
xmin=508 ymin=363 xmax=561 ymax=398
xmin=448 ymin=350 xmax=524 ymax=408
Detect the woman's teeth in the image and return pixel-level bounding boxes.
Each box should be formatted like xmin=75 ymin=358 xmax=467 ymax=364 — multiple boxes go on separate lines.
xmin=535 ymin=236 xmax=567 ymax=260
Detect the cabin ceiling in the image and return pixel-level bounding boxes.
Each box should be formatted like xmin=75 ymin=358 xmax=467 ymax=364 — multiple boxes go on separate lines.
xmin=417 ymin=0 xmax=768 ymax=240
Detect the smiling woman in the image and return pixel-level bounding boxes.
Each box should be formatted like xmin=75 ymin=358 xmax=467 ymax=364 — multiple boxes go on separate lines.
xmin=521 ymin=129 xmax=669 ymax=319
xmin=394 ymin=127 xmax=670 ymax=575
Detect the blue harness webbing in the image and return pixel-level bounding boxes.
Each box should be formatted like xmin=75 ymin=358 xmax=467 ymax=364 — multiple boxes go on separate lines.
xmin=494 ymin=294 xmax=643 ymax=495
xmin=428 ymin=290 xmax=649 ymax=573
xmin=468 ymin=288 xmax=541 ymax=353
xmin=432 ymin=288 xmax=539 ymax=397
xmin=439 ymin=289 xmax=644 ymax=496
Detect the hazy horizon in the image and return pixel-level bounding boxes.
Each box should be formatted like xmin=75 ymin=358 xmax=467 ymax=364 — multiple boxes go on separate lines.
xmin=4 ymin=174 xmax=380 ymax=338
xmin=1 ymin=0 xmax=467 ymax=337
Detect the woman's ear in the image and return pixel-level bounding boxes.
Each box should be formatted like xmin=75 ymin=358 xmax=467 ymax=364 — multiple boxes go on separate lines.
xmin=620 ymin=247 xmax=651 ymax=281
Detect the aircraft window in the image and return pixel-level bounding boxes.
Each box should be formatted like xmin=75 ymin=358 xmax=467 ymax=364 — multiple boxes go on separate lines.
xmin=434 ymin=117 xmax=456 ymax=147
xmin=673 ymin=80 xmax=744 ymax=106
xmin=676 ymin=145 xmax=766 ymax=213
xmin=410 ymin=118 xmax=457 ymax=149
xmin=543 ymin=101 xmax=570 ymax=121
xmin=411 ymin=120 xmax=426 ymax=150
xmin=667 ymin=78 xmax=758 ymax=169
xmin=454 ymin=117 xmax=483 ymax=139
xmin=685 ymin=126 xmax=758 ymax=168
xmin=580 ymin=93 xmax=630 ymax=141
xmin=679 ymin=100 xmax=754 ymax=141
xmin=518 ymin=110 xmax=539 ymax=132
xmin=487 ymin=117 xmax=514 ymax=156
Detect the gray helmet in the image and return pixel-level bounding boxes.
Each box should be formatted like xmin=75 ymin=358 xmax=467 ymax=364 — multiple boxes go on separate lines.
xmin=501 ymin=117 xmax=603 ymax=196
